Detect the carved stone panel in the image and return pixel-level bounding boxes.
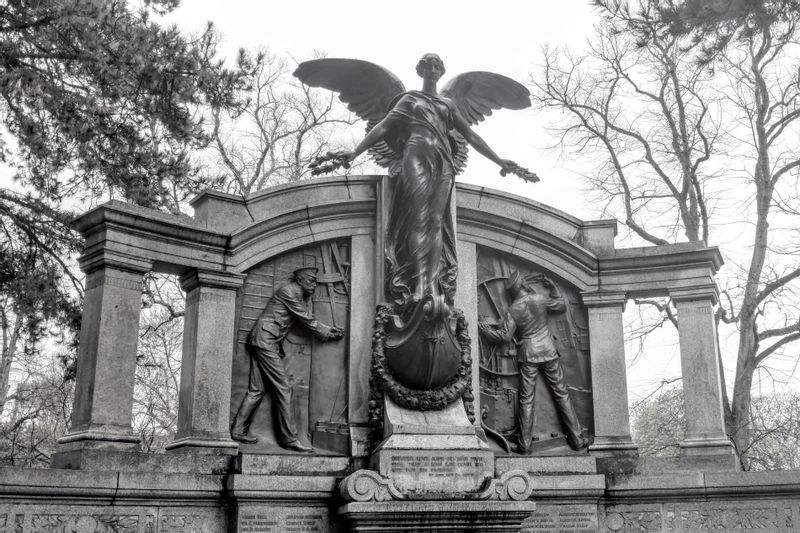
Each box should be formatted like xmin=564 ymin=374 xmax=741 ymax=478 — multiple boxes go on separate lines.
xmin=476 ymin=247 xmax=593 ymax=454
xmin=0 ymin=505 xmax=225 ymax=533
xmin=600 ymin=501 xmax=800 ymax=532
xmin=232 ymin=239 xmax=350 ymax=454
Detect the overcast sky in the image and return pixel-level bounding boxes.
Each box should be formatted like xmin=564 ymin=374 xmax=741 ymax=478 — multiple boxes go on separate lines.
xmin=166 ymin=1 xmax=599 ymax=217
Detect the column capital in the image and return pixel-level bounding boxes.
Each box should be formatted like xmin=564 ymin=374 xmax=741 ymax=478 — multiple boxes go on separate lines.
xmin=79 ymin=249 xmax=153 ymax=275
xmin=179 ymin=270 xmax=246 ymax=292
xmin=581 ymin=290 xmax=627 ymax=309
xmin=670 ymin=284 xmax=718 ymax=304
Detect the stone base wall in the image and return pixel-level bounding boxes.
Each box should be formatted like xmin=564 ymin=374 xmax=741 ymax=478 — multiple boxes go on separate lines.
xmin=3 ymin=465 xmax=800 ymax=532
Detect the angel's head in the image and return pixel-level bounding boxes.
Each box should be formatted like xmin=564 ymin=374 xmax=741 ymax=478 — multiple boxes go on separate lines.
xmin=416 ymin=53 xmax=445 ymax=82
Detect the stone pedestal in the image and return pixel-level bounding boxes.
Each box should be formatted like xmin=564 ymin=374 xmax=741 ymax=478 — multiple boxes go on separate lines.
xmin=672 ymin=288 xmax=735 ymax=457
xmin=371 ymin=398 xmax=493 ymax=496
xmin=166 ymin=271 xmax=243 ymax=454
xmin=582 ymin=291 xmax=638 ymax=457
xmin=336 ymin=397 xmax=536 ymax=531
xmin=57 ymin=258 xmax=151 ymax=452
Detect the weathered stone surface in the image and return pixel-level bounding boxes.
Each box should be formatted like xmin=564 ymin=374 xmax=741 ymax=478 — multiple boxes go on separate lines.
xmin=236 ymin=504 xmax=333 ymax=533
xmin=633 ymin=454 xmax=740 ymax=475
xmin=338 ymin=501 xmax=537 ymax=533
xmin=1 ymin=504 xmax=226 ymax=533
xmin=347 ymin=234 xmax=377 ymax=444
xmin=50 ymin=449 xmax=235 ymax=474
xmin=168 ymin=270 xmax=244 ymax=454
xmin=383 ymin=396 xmax=477 ymax=435
xmin=60 ymin=264 xmax=148 ymax=451
xmin=600 ymin=500 xmax=800 ymax=532
xmin=522 ymin=503 xmax=600 ymax=533
xmin=372 ymin=397 xmax=492 ymax=495
xmin=582 ymin=292 xmax=637 ymax=457
xmin=673 ymin=291 xmax=735 ymax=457
xmin=496 ymin=455 xmax=598 ymax=475
xmin=373 ymin=448 xmax=494 ymax=495
xmin=238 ymin=454 xmax=350 ymax=476
xmin=226 ymin=474 xmax=339 ymax=499
xmin=455 ymin=239 xmax=481 ymax=432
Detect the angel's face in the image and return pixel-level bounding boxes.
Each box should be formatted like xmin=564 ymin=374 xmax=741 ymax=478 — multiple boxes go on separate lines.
xmin=420 ymin=62 xmax=443 ymax=82
xmin=416 ymin=54 xmax=445 ymax=83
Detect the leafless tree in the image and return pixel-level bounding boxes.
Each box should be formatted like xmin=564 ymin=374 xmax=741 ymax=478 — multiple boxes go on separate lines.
xmin=533 ymin=0 xmax=800 ymax=467
xmin=134 ymin=275 xmax=184 ymax=452
xmin=206 ymin=49 xmax=359 ymax=195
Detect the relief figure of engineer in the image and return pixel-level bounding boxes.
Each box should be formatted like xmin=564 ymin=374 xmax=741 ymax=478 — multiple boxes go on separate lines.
xmin=230 ymin=267 xmax=345 ymax=453
xmin=479 ymin=271 xmax=589 ymax=453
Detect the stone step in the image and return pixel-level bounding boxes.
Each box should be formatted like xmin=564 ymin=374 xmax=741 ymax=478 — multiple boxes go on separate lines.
xmin=496 ymin=455 xmax=598 ymax=475
xmin=237 ymin=454 xmax=351 ymax=475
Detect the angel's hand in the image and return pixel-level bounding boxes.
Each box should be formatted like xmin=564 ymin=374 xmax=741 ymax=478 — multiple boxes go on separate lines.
xmin=309 ymin=151 xmax=354 ymax=176
xmin=499 ymin=160 xmax=540 ymax=183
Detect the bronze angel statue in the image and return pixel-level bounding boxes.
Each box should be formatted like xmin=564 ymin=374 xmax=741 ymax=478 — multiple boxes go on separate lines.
xmin=295 ymin=54 xmax=537 ymax=393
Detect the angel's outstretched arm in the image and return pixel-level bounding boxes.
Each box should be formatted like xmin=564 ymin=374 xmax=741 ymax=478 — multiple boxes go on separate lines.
xmin=452 ymin=111 xmax=514 ymax=171
xmin=309 ymin=114 xmax=397 ymax=175
xmin=350 ymin=117 xmax=394 ymax=161
xmin=452 ymin=109 xmax=540 ymax=183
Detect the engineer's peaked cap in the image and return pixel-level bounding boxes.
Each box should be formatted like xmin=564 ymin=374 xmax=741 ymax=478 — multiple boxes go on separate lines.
xmin=293 ymin=267 xmax=319 ymax=278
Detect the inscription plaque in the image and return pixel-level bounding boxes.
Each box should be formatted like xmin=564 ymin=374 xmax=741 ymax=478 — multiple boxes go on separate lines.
xmin=380 ymin=450 xmax=494 ymax=494
xmin=238 ymin=506 xmax=331 ymax=533
xmin=524 ymin=504 xmax=598 ymax=533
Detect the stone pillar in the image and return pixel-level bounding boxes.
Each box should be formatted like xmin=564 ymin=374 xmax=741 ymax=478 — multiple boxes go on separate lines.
xmin=59 ymin=256 xmax=152 ymax=451
xmin=581 ymin=291 xmax=637 ymax=456
xmin=166 ymin=271 xmax=244 ymax=454
xmin=455 ymin=239 xmax=480 ymax=431
xmin=671 ymin=288 xmax=734 ymax=456
xmin=348 ymin=233 xmax=377 ymax=456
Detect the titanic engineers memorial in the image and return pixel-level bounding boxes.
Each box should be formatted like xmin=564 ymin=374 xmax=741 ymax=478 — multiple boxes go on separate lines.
xmin=3 ymin=55 xmax=800 ymax=532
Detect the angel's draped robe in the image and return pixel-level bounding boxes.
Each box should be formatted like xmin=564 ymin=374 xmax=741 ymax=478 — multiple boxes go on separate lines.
xmin=382 ymin=90 xmax=461 ymax=313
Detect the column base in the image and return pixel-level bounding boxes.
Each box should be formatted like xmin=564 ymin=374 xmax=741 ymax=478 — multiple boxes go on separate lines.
xmin=589 ymin=435 xmax=639 ymax=458
xmin=57 ymin=427 xmax=141 ymax=452
xmin=165 ymin=435 xmax=239 ymax=455
xmin=680 ymin=435 xmax=735 ymax=456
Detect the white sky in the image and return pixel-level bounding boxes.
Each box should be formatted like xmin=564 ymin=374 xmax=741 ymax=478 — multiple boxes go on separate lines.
xmin=165 ymin=0 xmax=598 ymax=216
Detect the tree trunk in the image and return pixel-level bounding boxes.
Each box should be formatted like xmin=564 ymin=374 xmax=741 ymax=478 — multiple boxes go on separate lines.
xmin=0 ymin=315 xmax=23 ymax=417
xmin=731 ymin=322 xmax=758 ymax=469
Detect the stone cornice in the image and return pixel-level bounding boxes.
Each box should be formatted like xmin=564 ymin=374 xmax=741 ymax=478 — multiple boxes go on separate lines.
xmin=581 ymin=291 xmax=628 ymax=308
xmin=72 ymin=200 xmax=229 ymax=248
xmin=600 ymin=242 xmax=723 ymax=273
xmin=179 ymin=270 xmax=246 ymax=292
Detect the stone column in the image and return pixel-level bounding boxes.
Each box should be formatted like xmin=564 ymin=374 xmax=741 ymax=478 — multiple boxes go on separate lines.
xmin=581 ymin=291 xmax=637 ymax=456
xmin=348 ymin=233 xmax=377 ymax=456
xmin=59 ymin=256 xmax=152 ymax=451
xmin=671 ymin=287 xmax=734 ymax=456
xmin=166 ymin=271 xmax=244 ymax=454
xmin=455 ymin=239 xmax=480 ymax=431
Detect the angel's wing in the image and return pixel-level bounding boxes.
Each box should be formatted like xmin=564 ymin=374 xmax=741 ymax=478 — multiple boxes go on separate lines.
xmin=293 ymin=59 xmax=405 ymax=170
xmin=441 ymin=72 xmax=531 ymax=175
